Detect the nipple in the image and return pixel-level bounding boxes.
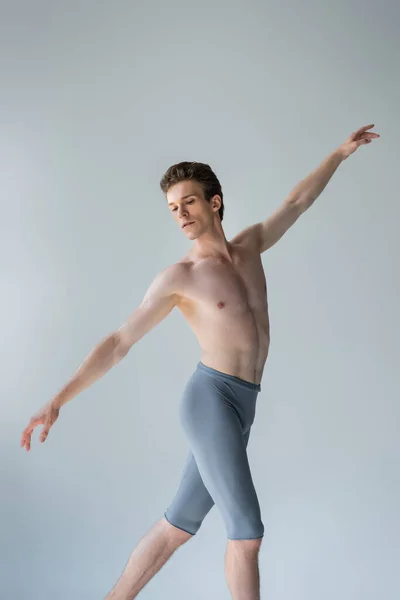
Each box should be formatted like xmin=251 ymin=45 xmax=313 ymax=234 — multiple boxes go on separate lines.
xmin=217 ymin=301 xmax=226 ymax=309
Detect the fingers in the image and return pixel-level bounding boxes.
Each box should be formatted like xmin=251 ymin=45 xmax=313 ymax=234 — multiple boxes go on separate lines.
xmin=21 ymin=422 xmax=37 ymax=451
xmin=355 ymin=137 xmax=372 ymax=148
xmin=21 ymin=404 xmax=60 ymax=451
xmin=359 ymin=123 xmax=375 ymax=132
xmin=20 ymin=431 xmax=32 ymax=451
xmin=20 ymin=416 xmax=43 ymax=451
xmin=352 ymin=130 xmax=379 ymax=149
xmin=351 ymin=124 xmax=379 ymax=142
xmin=354 ymin=124 xmax=375 ymax=136
xmin=361 ymin=131 xmax=380 ymax=140
xmin=21 ymin=425 xmax=50 ymax=450
xmin=40 ymin=421 xmax=51 ymax=444
xmin=21 ymin=432 xmax=34 ymax=451
xmin=358 ymin=132 xmax=379 ymax=147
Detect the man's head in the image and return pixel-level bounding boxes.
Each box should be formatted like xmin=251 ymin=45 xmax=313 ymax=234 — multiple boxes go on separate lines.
xmin=160 ymin=162 xmax=224 ymax=239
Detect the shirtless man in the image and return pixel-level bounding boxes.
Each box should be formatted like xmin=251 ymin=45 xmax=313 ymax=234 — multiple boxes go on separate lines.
xmin=21 ymin=125 xmax=379 ymax=600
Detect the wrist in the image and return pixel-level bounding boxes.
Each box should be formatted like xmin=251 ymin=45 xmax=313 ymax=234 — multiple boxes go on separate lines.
xmin=334 ymin=147 xmax=347 ymax=161
xmin=51 ymin=393 xmax=66 ymax=410
xmin=50 ymin=399 xmax=62 ymax=411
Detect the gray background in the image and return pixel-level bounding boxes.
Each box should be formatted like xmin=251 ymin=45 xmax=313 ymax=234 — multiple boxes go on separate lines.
xmin=2 ymin=1 xmax=399 ymax=598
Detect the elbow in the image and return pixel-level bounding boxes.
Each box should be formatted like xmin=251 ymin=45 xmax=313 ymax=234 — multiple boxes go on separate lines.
xmin=290 ymin=195 xmax=313 ymax=213
xmin=113 ymin=331 xmax=131 ymax=360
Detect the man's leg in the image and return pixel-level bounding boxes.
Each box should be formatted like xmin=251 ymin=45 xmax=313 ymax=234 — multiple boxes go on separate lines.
xmin=105 ymin=446 xmax=215 ymax=600
xmin=165 ymin=437 xmax=263 ymax=600
xmin=180 ymin=381 xmax=264 ymax=600
xmin=225 ymin=537 xmax=262 ymax=600
xmin=104 ymin=517 xmax=193 ymax=600
xmin=164 ymin=447 xmax=215 ymax=533
xmin=223 ymin=428 xmax=262 ymax=600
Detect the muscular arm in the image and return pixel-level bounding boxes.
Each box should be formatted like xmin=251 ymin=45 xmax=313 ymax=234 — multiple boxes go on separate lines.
xmin=116 ymin=264 xmax=183 ymax=355
xmin=53 ymin=264 xmax=184 ymax=408
xmin=234 ymin=149 xmax=345 ymax=254
xmin=20 ymin=264 xmax=185 ymax=450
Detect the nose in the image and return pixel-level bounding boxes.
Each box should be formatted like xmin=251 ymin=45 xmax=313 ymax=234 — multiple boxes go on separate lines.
xmin=177 ymin=206 xmax=189 ymax=218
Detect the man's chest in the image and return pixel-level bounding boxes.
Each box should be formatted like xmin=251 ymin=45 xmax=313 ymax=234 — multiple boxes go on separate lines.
xmin=181 ymin=251 xmax=268 ymax=314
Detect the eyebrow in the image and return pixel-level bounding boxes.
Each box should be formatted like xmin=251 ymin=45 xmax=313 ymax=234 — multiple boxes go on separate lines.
xmin=168 ymin=194 xmax=196 ymax=206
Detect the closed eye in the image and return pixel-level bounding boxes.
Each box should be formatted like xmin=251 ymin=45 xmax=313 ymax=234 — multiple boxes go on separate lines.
xmin=171 ymin=199 xmax=194 ymax=212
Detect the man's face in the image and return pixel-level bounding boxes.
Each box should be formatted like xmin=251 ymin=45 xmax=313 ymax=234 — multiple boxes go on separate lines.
xmin=166 ymin=180 xmax=219 ymax=239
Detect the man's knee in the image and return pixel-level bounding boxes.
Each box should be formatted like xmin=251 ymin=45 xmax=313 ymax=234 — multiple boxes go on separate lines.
xmin=162 ymin=514 xmax=195 ymax=546
xmin=226 ymin=512 xmax=264 ymax=541
xmin=227 ymin=536 xmax=263 ymax=555
xmin=163 ymin=507 xmax=202 ymax=537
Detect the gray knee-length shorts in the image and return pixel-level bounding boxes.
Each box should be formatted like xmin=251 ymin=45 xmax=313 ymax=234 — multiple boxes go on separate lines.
xmin=164 ymin=361 xmax=264 ymax=540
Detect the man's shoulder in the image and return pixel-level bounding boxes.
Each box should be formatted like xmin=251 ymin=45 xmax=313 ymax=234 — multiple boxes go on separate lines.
xmin=168 ymin=257 xmax=193 ymax=276
xmin=157 ymin=259 xmax=192 ymax=297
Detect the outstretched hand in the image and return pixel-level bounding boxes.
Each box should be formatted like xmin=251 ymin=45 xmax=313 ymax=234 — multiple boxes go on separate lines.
xmin=20 ymin=401 xmax=60 ymax=451
xmin=338 ymin=124 xmax=380 ymax=159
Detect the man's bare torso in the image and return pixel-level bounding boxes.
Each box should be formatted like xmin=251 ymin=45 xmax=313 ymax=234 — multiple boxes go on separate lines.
xmin=174 ymin=236 xmax=270 ymax=385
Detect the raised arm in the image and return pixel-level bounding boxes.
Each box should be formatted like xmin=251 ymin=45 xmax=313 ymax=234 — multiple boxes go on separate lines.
xmin=20 ymin=263 xmax=185 ymax=450
xmin=233 ymin=124 xmax=379 ymax=254
xmin=256 ymin=148 xmax=345 ymax=252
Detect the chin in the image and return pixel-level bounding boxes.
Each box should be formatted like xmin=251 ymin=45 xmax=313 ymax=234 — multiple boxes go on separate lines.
xmin=182 ymin=225 xmax=197 ymax=238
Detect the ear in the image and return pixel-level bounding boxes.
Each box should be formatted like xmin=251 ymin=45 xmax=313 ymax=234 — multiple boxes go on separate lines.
xmin=211 ymin=194 xmax=222 ymax=212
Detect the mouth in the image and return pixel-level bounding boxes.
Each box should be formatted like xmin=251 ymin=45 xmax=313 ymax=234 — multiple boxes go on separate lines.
xmin=182 ymin=222 xmax=194 ymax=229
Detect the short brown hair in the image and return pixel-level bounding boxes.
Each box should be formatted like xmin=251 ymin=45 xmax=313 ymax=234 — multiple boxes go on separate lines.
xmin=160 ymin=161 xmax=224 ymax=222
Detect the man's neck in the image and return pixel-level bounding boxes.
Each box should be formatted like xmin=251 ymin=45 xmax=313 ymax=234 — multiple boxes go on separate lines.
xmin=190 ymin=221 xmax=233 ymax=261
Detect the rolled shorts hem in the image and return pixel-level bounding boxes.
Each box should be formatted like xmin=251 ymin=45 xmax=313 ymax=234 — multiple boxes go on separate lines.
xmin=227 ymin=533 xmax=264 ymax=540
xmin=164 ymin=512 xmax=196 ymax=536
